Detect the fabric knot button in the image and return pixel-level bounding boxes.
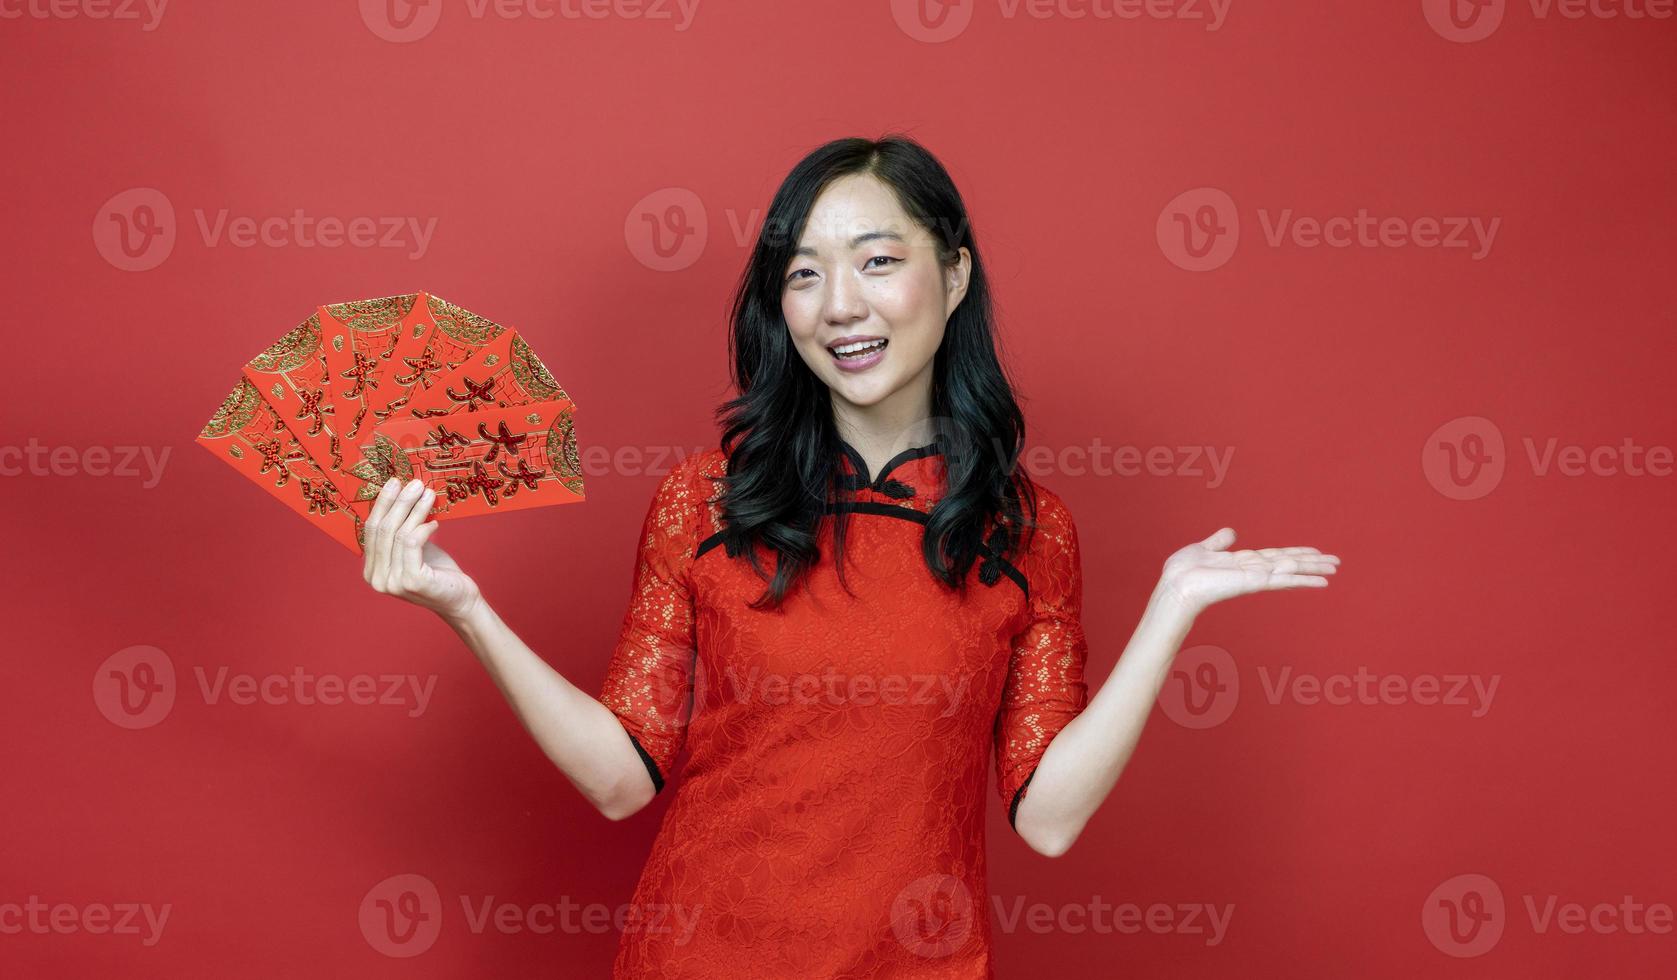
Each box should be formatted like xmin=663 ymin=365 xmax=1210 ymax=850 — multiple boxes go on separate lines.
xmin=977 ymin=523 xmax=1009 ymax=587
xmin=877 ymin=478 xmax=916 ymax=500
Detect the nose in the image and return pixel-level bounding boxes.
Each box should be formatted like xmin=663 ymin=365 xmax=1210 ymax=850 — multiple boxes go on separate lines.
xmin=821 ymin=269 xmax=868 ymax=326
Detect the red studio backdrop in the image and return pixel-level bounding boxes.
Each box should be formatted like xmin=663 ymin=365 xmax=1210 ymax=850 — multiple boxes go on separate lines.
xmin=3 ymin=2 xmax=1674 ymax=977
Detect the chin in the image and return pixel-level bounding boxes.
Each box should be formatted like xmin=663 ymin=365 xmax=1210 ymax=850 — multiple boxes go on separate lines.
xmin=828 ymin=375 xmax=897 ymax=407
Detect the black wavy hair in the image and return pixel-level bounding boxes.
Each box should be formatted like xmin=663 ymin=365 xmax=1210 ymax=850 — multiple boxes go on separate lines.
xmin=713 ymin=134 xmax=1037 ymax=609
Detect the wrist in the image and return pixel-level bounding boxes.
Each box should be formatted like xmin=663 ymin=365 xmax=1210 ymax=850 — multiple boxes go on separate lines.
xmin=441 ymin=591 xmax=491 ymax=635
xmin=1148 ymin=578 xmax=1200 ymax=631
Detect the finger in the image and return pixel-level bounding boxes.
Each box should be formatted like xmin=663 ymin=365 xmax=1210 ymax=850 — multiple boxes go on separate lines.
xmin=365 ymin=477 xmax=402 ymax=526
xmin=1286 ymin=548 xmax=1339 ymax=564
xmin=1258 ymin=547 xmax=1330 ymax=559
xmin=1202 ymin=527 xmax=1236 ymax=551
xmin=1272 ymin=557 xmax=1337 ymax=573
xmin=402 ymin=520 xmax=440 ymax=580
xmin=394 ymin=489 xmax=435 ymax=576
xmin=376 ymin=480 xmax=424 ymax=588
xmin=1270 ymin=574 xmax=1330 ymax=589
xmin=363 ymin=478 xmax=400 ymax=582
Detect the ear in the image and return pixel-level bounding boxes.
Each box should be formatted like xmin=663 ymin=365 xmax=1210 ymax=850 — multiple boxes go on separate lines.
xmin=944 ymin=246 xmax=972 ymax=317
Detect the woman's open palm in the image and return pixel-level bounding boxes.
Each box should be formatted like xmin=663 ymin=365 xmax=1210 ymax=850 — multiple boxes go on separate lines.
xmin=361 ymin=478 xmax=482 ymax=621
xmin=1158 ymin=527 xmax=1340 ymax=618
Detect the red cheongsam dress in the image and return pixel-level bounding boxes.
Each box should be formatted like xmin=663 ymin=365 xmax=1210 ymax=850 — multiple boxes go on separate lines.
xmin=599 ymin=440 xmax=1090 ymax=978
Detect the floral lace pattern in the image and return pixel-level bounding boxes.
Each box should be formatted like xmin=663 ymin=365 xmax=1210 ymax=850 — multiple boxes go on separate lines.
xmin=599 ymin=445 xmax=1089 ymax=977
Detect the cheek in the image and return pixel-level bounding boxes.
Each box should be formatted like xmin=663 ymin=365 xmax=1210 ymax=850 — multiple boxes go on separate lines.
xmin=874 ymin=269 xmax=941 ymax=322
xmin=872 ymin=271 xmax=946 ymax=345
xmin=781 ymin=290 xmax=821 ymax=342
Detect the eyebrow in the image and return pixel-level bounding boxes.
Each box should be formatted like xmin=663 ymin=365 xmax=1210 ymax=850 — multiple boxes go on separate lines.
xmin=792 ymin=230 xmax=906 ymax=257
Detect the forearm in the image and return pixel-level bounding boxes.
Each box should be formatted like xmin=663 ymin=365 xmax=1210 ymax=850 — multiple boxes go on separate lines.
xmin=444 ymin=597 xmax=655 ymax=820
xmin=1013 ymin=582 xmax=1196 ymax=856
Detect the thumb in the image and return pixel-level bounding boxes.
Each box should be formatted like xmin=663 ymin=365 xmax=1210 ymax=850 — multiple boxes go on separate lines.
xmin=1202 ymin=527 xmax=1236 ymax=551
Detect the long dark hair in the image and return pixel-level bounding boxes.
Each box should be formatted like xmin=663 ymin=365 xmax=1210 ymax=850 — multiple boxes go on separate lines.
xmin=714 ymin=134 xmax=1037 ymax=609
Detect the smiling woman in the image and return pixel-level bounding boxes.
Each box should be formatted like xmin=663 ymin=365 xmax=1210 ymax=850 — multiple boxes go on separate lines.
xmin=356 ymin=134 xmax=1339 ymax=978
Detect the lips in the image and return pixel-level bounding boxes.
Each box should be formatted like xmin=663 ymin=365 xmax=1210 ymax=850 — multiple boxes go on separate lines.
xmin=827 ymin=336 xmax=888 ymax=360
xmin=825 ymin=335 xmax=888 ymax=373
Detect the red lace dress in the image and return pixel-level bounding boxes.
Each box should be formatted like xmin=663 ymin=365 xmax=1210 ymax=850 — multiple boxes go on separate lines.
xmin=599 ymin=441 xmax=1090 ymax=978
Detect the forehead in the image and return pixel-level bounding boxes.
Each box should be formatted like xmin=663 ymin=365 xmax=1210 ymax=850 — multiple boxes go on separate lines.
xmin=797 ymin=173 xmax=931 ymax=249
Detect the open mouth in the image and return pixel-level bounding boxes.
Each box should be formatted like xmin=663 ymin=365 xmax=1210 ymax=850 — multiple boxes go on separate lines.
xmin=829 ymin=338 xmax=888 ymax=361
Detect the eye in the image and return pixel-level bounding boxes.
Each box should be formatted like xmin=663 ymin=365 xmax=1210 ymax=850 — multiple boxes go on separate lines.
xmin=864 ymin=255 xmax=901 ymax=270
xmin=786 ymin=268 xmax=816 ymax=285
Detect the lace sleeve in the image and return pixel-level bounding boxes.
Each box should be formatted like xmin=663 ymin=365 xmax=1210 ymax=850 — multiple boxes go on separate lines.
xmin=993 ymin=487 xmax=1091 ymax=829
xmin=599 ymin=457 xmax=705 ymax=794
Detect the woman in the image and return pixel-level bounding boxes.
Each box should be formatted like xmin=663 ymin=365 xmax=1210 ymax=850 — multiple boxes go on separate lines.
xmin=359 ymin=135 xmax=1339 ymax=977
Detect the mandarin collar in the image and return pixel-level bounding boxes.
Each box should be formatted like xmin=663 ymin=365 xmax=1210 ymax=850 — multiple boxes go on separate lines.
xmin=837 ymin=439 xmax=945 ymax=500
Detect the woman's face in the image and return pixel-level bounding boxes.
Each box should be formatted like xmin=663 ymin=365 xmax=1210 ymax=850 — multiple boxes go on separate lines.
xmin=781 ymin=173 xmax=970 ymax=416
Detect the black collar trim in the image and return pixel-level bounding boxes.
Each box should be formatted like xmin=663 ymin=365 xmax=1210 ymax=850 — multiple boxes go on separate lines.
xmin=838 ymin=440 xmax=943 ymax=493
xmin=694 ymin=503 xmax=1027 ymax=599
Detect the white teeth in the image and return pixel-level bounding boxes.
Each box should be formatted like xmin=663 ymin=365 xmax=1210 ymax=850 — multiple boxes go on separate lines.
xmin=832 ymin=339 xmax=886 ymax=356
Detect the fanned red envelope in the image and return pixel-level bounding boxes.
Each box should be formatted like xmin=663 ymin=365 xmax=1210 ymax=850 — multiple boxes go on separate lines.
xmin=348 ymin=400 xmax=584 ymax=523
xmin=196 ymin=379 xmax=363 ymax=551
xmin=198 ymin=292 xmax=585 ymax=552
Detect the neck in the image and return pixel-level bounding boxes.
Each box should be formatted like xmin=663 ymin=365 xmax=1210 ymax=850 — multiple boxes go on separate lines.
xmin=830 ymin=367 xmax=938 ymax=480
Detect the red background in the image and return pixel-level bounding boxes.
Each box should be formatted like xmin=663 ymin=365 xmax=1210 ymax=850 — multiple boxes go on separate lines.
xmin=4 ymin=1 xmax=1675 ymax=976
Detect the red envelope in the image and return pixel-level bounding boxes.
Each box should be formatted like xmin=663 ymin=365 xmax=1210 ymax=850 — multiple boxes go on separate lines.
xmin=196 ymin=379 xmax=363 ymax=552
xmin=203 ymin=291 xmax=582 ymax=553
xmin=350 ymin=399 xmax=585 ymax=524
xmin=240 ymin=310 xmax=360 ymax=497
xmin=316 ymin=292 xmax=433 ymax=445
xmin=340 ymin=293 xmax=515 ymax=486
xmin=396 ymin=328 xmax=571 ymax=421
